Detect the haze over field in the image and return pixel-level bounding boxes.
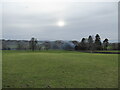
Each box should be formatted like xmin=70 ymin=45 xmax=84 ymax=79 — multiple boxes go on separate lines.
xmin=2 ymin=0 xmax=118 ymax=42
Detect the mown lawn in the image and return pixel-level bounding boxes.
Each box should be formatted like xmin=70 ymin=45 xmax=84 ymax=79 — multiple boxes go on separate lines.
xmin=2 ymin=50 xmax=118 ymax=88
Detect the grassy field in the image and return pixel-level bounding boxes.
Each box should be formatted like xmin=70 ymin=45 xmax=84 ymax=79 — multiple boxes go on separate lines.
xmin=2 ymin=50 xmax=118 ymax=88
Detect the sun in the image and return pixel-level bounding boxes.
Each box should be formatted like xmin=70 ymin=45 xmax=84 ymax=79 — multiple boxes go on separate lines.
xmin=57 ymin=21 xmax=65 ymax=27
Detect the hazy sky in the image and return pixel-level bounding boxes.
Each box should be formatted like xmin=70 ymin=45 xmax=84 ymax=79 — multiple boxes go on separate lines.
xmin=2 ymin=0 xmax=118 ymax=42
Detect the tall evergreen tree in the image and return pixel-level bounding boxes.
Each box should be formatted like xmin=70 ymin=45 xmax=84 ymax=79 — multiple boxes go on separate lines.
xmin=103 ymin=38 xmax=109 ymax=50
xmin=80 ymin=38 xmax=86 ymax=50
xmin=88 ymin=35 xmax=93 ymax=50
xmin=94 ymin=34 xmax=102 ymax=50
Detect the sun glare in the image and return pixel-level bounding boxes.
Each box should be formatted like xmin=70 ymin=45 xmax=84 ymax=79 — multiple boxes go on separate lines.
xmin=57 ymin=21 xmax=65 ymax=27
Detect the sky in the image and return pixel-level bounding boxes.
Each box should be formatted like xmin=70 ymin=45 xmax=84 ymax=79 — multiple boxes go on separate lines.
xmin=2 ymin=0 xmax=119 ymax=42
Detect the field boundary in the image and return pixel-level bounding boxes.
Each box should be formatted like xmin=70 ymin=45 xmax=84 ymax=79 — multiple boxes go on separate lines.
xmin=77 ymin=51 xmax=120 ymax=54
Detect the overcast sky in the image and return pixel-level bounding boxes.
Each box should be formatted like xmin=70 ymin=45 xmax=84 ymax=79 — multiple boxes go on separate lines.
xmin=2 ymin=0 xmax=118 ymax=42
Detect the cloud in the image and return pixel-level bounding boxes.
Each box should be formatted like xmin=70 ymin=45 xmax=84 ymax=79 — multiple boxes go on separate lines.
xmin=2 ymin=2 xmax=118 ymax=42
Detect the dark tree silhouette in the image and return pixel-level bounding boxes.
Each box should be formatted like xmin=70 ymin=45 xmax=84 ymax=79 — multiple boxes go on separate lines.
xmin=88 ymin=35 xmax=93 ymax=50
xmin=29 ymin=37 xmax=37 ymax=51
xmin=80 ymin=38 xmax=87 ymax=50
xmin=103 ymin=38 xmax=109 ymax=50
xmin=94 ymin=34 xmax=102 ymax=50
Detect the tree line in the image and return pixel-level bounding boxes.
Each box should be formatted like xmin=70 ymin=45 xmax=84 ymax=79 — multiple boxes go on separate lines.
xmin=29 ymin=34 xmax=110 ymax=51
xmin=74 ymin=34 xmax=109 ymax=51
xmin=2 ymin=34 xmax=119 ymax=50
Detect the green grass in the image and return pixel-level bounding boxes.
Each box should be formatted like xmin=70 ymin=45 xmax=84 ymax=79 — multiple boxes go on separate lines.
xmin=2 ymin=50 xmax=118 ymax=88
